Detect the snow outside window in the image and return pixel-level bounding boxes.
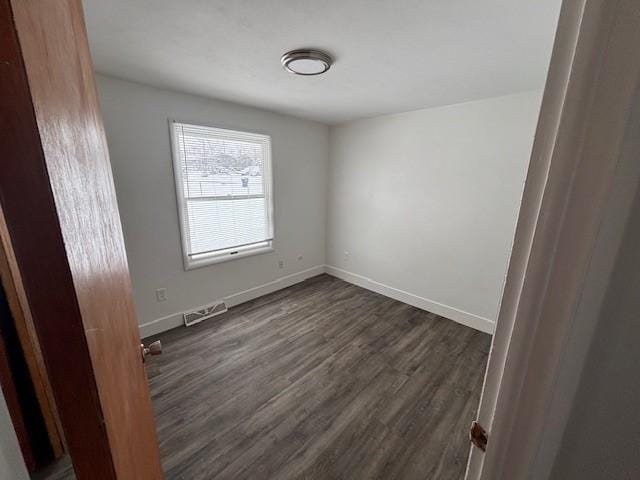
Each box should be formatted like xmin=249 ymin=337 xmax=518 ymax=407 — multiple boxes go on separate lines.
xmin=171 ymin=121 xmax=274 ymax=269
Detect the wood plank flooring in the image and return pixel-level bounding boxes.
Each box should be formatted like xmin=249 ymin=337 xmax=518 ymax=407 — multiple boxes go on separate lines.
xmin=37 ymin=274 xmax=490 ymax=480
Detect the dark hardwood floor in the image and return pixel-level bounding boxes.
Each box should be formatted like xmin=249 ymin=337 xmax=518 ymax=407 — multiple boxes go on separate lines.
xmin=36 ymin=274 xmax=490 ymax=480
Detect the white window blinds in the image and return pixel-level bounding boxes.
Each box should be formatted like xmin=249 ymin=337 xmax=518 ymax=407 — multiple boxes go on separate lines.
xmin=171 ymin=121 xmax=274 ymax=268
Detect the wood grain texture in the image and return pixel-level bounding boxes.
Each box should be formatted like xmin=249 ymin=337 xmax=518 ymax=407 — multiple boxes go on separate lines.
xmin=154 ymin=275 xmax=489 ymax=479
xmin=1 ymin=0 xmax=162 ymax=478
xmin=0 ymin=0 xmax=112 ymax=476
xmin=42 ymin=275 xmax=489 ymax=480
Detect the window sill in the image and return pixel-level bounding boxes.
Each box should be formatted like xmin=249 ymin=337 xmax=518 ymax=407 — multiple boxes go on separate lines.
xmin=184 ymin=244 xmax=274 ymax=270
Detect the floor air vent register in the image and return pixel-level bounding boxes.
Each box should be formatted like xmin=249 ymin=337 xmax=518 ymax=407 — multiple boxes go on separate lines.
xmin=183 ymin=301 xmax=228 ymax=327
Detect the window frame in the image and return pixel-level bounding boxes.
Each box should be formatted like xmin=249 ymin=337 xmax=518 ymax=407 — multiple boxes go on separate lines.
xmin=169 ymin=119 xmax=275 ymax=270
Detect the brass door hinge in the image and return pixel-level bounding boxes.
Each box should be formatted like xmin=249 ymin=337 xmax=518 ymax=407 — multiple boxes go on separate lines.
xmin=470 ymin=421 xmax=488 ymax=452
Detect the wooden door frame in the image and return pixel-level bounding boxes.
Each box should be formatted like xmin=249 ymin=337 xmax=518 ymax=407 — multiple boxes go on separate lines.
xmin=0 ymin=200 xmax=65 ymax=466
xmin=466 ymin=0 xmax=640 ymax=478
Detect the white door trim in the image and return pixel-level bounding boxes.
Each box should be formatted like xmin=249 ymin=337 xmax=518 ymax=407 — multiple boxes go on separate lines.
xmin=466 ymin=0 xmax=640 ymax=478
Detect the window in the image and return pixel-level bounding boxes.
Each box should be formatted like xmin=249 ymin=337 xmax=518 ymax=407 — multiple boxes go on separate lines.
xmin=170 ymin=121 xmax=274 ymax=269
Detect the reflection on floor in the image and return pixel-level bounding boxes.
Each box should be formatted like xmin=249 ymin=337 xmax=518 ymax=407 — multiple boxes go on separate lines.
xmin=37 ymin=274 xmax=490 ymax=480
xmin=31 ymin=455 xmax=73 ymax=480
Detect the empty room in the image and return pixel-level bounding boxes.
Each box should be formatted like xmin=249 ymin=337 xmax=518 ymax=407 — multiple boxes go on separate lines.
xmin=4 ymin=1 xmax=640 ymax=480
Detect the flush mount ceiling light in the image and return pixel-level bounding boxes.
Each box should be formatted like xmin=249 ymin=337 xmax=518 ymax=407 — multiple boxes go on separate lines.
xmin=281 ymin=49 xmax=332 ymax=76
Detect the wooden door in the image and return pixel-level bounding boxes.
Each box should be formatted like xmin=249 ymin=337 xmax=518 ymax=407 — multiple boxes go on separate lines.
xmin=0 ymin=0 xmax=163 ymax=478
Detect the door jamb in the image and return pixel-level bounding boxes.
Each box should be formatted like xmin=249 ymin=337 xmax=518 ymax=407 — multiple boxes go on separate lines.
xmin=466 ymin=0 xmax=640 ymax=478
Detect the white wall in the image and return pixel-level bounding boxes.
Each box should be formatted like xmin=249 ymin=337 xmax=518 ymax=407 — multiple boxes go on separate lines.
xmin=326 ymin=92 xmax=541 ymax=333
xmin=98 ymin=74 xmax=540 ymax=336
xmin=96 ymin=75 xmax=329 ymax=336
xmin=550 ymin=178 xmax=640 ymax=480
xmin=0 ymin=389 xmax=28 ymax=480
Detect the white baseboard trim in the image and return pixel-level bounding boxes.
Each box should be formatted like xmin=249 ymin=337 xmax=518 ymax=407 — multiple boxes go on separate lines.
xmin=140 ymin=264 xmax=494 ymax=338
xmin=139 ymin=265 xmax=325 ymax=338
xmin=223 ymin=265 xmax=325 ymax=308
xmin=324 ymin=265 xmax=495 ymax=334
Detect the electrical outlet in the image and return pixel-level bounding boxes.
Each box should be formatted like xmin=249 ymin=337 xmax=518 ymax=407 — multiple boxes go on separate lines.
xmin=155 ymin=288 xmax=167 ymax=302
xmin=343 ymin=251 xmax=350 ymax=261
xmin=278 ymin=260 xmax=284 ymax=269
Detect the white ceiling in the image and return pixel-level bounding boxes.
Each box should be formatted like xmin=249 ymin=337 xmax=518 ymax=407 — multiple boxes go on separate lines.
xmin=82 ymin=0 xmax=561 ymax=125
